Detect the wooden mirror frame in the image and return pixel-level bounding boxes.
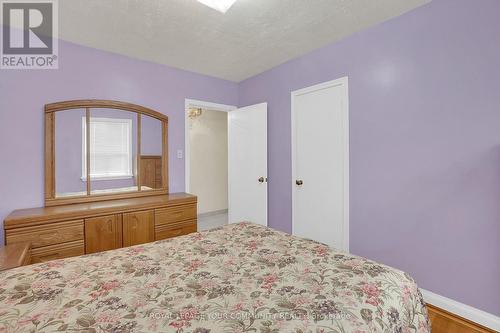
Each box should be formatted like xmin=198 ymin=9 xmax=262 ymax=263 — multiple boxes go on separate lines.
xmin=45 ymin=100 xmax=169 ymax=207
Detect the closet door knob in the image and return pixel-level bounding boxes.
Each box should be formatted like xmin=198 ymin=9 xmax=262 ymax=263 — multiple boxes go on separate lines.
xmin=296 ymin=180 xmax=303 ymax=186
xmin=258 ymin=177 xmax=265 ymax=183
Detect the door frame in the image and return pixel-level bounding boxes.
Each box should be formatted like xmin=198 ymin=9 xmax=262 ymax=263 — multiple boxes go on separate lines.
xmin=291 ymin=77 xmax=350 ymax=252
xmin=184 ymin=98 xmax=236 ymax=213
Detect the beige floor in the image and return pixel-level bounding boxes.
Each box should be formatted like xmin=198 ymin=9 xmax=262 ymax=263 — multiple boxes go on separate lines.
xmin=197 ymin=210 xmax=228 ymax=231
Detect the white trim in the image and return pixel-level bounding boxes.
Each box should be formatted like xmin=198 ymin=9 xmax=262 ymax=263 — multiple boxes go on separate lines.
xmin=80 ymin=175 xmax=133 ymax=181
xmin=421 ymin=289 xmax=500 ymax=331
xmin=291 ymin=77 xmax=350 ymax=252
xmin=185 ymin=98 xmax=236 ymax=113
xmin=184 ymin=99 xmax=236 ymax=221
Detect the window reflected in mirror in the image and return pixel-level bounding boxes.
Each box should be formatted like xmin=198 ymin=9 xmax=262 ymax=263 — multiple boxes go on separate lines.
xmin=88 ymin=109 xmax=139 ymax=195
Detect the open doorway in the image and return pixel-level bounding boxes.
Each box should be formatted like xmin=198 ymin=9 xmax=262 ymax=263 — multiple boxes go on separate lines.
xmin=185 ymin=99 xmax=268 ymax=230
xmin=185 ymin=99 xmax=235 ymax=230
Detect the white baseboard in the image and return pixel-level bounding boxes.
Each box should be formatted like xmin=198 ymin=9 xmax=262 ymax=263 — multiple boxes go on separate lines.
xmin=421 ymin=289 xmax=500 ymax=331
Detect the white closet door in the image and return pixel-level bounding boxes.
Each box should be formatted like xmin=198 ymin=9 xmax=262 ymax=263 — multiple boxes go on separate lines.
xmin=292 ymin=78 xmax=349 ymax=250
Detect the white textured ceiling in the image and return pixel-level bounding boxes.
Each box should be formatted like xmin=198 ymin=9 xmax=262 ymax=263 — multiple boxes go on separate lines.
xmin=59 ymin=0 xmax=430 ymax=82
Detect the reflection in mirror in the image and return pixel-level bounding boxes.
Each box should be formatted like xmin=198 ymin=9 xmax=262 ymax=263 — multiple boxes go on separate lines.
xmin=88 ymin=109 xmax=140 ymax=195
xmin=55 ymin=109 xmax=88 ymax=198
xmin=140 ymin=115 xmax=163 ymax=190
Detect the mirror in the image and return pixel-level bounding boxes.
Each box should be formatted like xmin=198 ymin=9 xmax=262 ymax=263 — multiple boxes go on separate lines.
xmin=139 ymin=115 xmax=163 ymax=191
xmin=54 ymin=109 xmax=87 ymax=198
xmin=45 ymin=100 xmax=168 ymax=206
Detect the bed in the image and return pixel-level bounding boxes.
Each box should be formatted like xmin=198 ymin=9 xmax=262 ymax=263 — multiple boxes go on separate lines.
xmin=0 ymin=222 xmax=430 ymax=332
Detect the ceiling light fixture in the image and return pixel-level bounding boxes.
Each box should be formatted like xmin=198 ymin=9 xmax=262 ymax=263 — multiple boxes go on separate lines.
xmin=197 ymin=0 xmax=238 ymax=13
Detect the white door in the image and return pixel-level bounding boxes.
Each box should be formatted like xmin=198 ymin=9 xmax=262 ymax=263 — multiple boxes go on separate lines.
xmin=292 ymin=78 xmax=349 ymax=251
xmin=228 ymin=103 xmax=268 ymax=226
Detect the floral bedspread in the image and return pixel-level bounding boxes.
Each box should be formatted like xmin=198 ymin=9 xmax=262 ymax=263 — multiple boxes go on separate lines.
xmin=0 ymin=222 xmax=429 ymax=332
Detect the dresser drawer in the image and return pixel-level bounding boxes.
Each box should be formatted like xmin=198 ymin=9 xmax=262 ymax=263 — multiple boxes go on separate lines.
xmin=30 ymin=240 xmax=85 ymax=264
xmin=155 ymin=220 xmax=197 ymax=241
xmin=155 ymin=204 xmax=196 ymax=226
xmin=6 ymin=220 xmax=84 ymax=248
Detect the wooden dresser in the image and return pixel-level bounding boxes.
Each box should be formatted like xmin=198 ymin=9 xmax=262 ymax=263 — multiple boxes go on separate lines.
xmin=0 ymin=242 xmax=31 ymax=270
xmin=3 ymin=193 xmax=197 ymax=264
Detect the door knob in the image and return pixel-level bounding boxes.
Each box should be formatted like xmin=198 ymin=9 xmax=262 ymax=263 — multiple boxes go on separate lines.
xmin=258 ymin=177 xmax=265 ymax=183
xmin=296 ymin=179 xmax=303 ymax=186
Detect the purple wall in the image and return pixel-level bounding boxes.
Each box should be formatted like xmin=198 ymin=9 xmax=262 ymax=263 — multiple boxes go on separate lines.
xmin=239 ymin=0 xmax=500 ymax=316
xmin=1 ymin=0 xmax=499 ymax=317
xmin=141 ymin=115 xmax=162 ymax=156
xmin=55 ymin=109 xmax=88 ymax=194
xmin=0 ymin=39 xmax=238 ymax=244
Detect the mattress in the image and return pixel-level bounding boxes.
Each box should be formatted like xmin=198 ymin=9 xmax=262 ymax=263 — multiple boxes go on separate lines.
xmin=0 ymin=222 xmax=430 ymax=332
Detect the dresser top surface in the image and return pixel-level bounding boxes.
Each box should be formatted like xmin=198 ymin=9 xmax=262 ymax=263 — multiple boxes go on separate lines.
xmin=4 ymin=193 xmax=196 ymax=228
